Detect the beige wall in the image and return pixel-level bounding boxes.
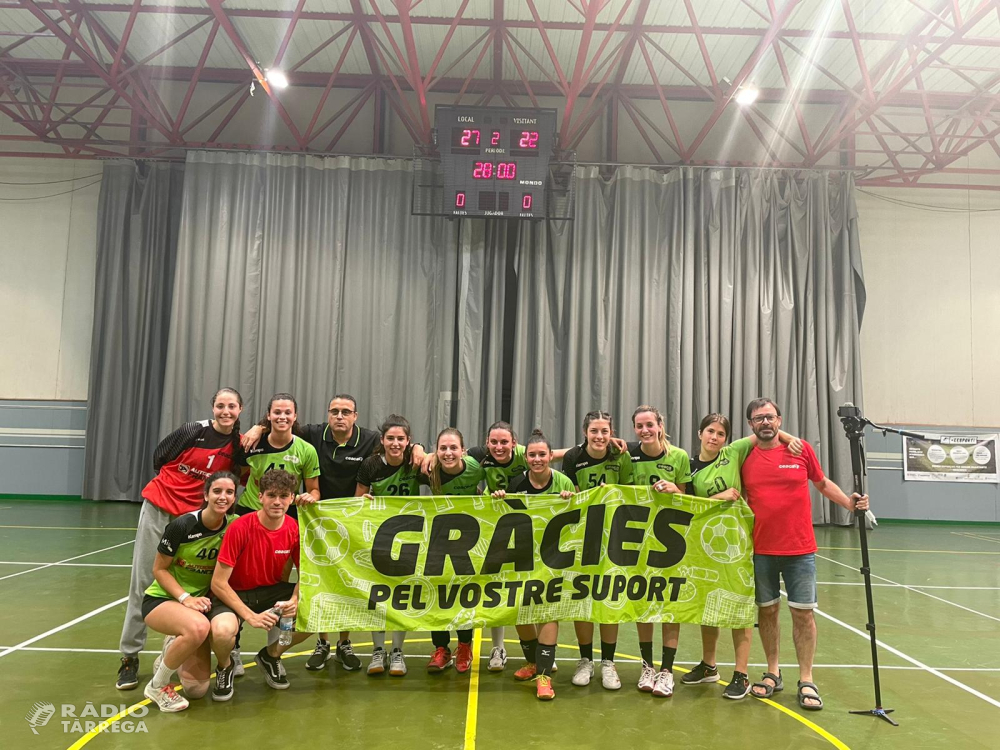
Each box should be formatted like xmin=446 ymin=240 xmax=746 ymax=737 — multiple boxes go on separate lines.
xmin=0 ymin=158 xmax=100 ymax=400
xmin=3 ymin=145 xmax=999 ymax=430
xmin=857 ymin=183 xmax=1000 ymax=427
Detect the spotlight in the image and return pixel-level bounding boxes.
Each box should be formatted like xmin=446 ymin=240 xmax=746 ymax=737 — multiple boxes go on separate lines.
xmin=265 ymin=69 xmax=289 ymax=89
xmin=735 ymin=85 xmax=759 ymax=106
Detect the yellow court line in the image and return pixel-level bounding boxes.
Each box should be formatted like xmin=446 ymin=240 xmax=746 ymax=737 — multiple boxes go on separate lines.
xmin=463 ymin=629 xmax=484 ymax=750
xmin=67 ymin=637 xmax=850 ymax=750
xmin=819 ymin=545 xmax=1000 ymax=556
xmin=0 ymin=525 xmax=137 ymax=531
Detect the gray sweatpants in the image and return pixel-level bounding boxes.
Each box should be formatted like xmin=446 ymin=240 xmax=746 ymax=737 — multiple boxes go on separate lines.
xmin=119 ymin=499 xmax=175 ymax=658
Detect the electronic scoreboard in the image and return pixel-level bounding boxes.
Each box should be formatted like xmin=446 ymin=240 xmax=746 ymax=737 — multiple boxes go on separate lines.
xmin=434 ymin=105 xmax=558 ymax=219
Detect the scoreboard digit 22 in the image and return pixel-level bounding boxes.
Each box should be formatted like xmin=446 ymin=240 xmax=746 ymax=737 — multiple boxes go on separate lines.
xmin=435 ymin=105 xmax=558 ymax=219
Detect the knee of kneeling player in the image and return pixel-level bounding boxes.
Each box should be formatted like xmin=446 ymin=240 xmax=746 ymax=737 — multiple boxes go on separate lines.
xmin=181 ymin=678 xmax=209 ymax=700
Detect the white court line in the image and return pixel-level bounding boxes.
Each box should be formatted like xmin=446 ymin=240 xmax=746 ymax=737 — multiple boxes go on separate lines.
xmin=4 ymin=646 xmax=1000 ymax=673
xmin=951 ymin=531 xmax=1000 ymax=545
xmin=817 ymin=553 xmax=1000 ymax=624
xmin=0 ymin=561 xmax=131 ymax=568
xmin=817 ymin=581 xmax=1000 ymax=590
xmin=780 ymin=590 xmax=1000 ymax=710
xmin=0 ymin=540 xmax=134 ymax=582
xmin=0 ymin=597 xmax=127 ymax=659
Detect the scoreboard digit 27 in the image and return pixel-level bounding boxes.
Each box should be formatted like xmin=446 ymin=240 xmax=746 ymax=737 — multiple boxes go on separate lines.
xmin=435 ymin=105 xmax=558 ymax=219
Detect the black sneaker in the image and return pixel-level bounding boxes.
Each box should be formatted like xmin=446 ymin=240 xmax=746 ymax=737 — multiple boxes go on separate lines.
xmin=335 ymin=640 xmax=361 ymax=671
xmin=723 ymin=671 xmax=751 ymax=700
xmin=116 ymin=656 xmax=139 ymax=690
xmin=212 ymin=662 xmax=235 ymax=702
xmin=257 ymin=648 xmax=289 ymax=690
xmin=681 ymin=660 xmax=719 ymax=684
xmin=305 ymin=638 xmax=332 ymax=671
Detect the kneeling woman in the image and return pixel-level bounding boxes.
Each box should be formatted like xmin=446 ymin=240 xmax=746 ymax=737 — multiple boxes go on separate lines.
xmin=422 ymin=428 xmax=486 ymax=675
xmin=141 ymin=471 xmax=238 ymax=711
xmin=493 ymin=430 xmax=574 ymax=701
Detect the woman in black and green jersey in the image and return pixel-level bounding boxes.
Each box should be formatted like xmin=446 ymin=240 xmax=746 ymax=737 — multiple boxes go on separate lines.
xmin=141 ymin=471 xmax=238 ymax=713
xmin=355 ymin=414 xmax=422 ymax=678
xmin=426 ymin=420 xmax=585 ymax=673
xmin=679 ymin=412 xmax=801 ymax=700
xmin=492 ymin=429 xmax=575 ymax=700
xmin=422 ymin=427 xmax=486 ymax=676
xmin=237 ymin=393 xmax=321 ymax=517
xmin=628 ymin=405 xmax=691 ymax=698
xmin=560 ymin=410 xmax=633 ymax=691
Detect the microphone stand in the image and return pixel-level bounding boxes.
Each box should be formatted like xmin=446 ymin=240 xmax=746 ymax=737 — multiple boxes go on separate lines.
xmin=838 ymin=405 xmax=901 ymax=726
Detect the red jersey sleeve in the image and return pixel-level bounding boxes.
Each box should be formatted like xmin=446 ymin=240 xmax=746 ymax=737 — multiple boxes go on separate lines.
xmin=802 ymin=441 xmax=825 ymax=483
xmin=287 ymin=518 xmax=300 ymax=568
xmin=218 ymin=516 xmax=247 ymax=568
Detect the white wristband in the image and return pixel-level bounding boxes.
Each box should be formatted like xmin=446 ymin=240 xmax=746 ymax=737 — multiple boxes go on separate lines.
xmin=178 ymin=592 xmax=190 ymax=603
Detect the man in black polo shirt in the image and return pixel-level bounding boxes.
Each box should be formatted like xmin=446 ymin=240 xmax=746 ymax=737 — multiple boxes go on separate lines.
xmin=243 ymin=394 xmax=425 ymax=672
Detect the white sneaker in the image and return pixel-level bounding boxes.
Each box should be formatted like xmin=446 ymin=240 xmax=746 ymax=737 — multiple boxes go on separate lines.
xmin=488 ymin=647 xmax=507 ymax=672
xmin=637 ymin=663 xmax=657 ymax=692
xmin=143 ymin=681 xmax=189 ymax=713
xmin=652 ymin=670 xmax=675 ymax=697
xmin=152 ymin=635 xmax=176 ymax=676
xmin=600 ymin=660 xmax=621 ymax=690
xmin=571 ymin=658 xmax=594 ymax=686
xmin=389 ymin=648 xmax=407 ymax=676
xmin=368 ymin=647 xmax=386 ymax=675
xmin=230 ymin=648 xmax=245 ymax=677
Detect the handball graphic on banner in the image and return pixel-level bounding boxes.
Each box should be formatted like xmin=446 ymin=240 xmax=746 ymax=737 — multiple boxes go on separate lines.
xmin=296 ymin=486 xmax=756 ymax=633
xmin=903 ymin=434 xmax=999 ymax=483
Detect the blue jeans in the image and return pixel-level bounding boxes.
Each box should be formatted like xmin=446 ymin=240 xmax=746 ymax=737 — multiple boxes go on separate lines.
xmin=753 ymin=553 xmax=817 ymax=609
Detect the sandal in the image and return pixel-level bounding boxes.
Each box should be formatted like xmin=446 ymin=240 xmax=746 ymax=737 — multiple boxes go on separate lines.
xmin=797 ymin=680 xmax=823 ymax=711
xmin=751 ymin=670 xmax=783 ymax=698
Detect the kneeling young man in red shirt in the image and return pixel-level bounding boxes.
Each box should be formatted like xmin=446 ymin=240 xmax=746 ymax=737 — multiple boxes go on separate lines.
xmin=209 ymin=469 xmax=315 ymax=701
xmin=740 ymin=398 xmax=869 ymax=711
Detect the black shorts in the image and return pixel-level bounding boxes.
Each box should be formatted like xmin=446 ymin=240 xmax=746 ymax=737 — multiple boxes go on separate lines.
xmin=141 ymin=594 xmax=171 ymax=620
xmin=208 ymin=582 xmax=296 ymax=621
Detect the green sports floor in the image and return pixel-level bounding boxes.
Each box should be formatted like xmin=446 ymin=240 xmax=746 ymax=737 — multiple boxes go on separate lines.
xmin=1 ymin=500 xmax=997 ymax=750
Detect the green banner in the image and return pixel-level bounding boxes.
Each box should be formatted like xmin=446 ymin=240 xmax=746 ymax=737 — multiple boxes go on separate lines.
xmin=296 ymin=485 xmax=756 ymax=633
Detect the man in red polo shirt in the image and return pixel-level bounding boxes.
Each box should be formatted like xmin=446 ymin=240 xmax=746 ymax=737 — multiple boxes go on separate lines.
xmin=740 ymin=398 xmax=868 ymax=711
xmin=208 ymin=469 xmax=314 ymax=701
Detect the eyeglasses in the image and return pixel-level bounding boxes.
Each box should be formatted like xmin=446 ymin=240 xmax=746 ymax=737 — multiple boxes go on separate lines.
xmin=328 ymin=408 xmax=356 ymax=416
xmin=750 ymin=414 xmax=778 ymax=424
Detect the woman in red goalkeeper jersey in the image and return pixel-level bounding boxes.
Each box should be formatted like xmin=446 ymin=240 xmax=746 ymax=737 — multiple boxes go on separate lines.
xmin=115 ymin=388 xmax=243 ymax=691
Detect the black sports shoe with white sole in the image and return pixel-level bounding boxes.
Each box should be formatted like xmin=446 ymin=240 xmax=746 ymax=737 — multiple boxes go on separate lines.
xmin=212 ymin=662 xmax=235 ymax=702
xmin=257 ymin=648 xmax=289 ymax=689
xmin=335 ymin=640 xmax=361 ymax=671
xmin=723 ymin=671 xmax=751 ymax=700
xmin=116 ymin=656 xmax=139 ymax=690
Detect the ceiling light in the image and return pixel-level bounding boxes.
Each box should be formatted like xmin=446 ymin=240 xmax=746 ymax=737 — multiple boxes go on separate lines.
xmin=265 ymin=69 xmax=289 ymax=89
xmin=735 ymin=85 xmax=759 ymax=106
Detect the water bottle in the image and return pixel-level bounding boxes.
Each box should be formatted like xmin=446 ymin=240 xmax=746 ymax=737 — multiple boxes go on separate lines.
xmin=274 ymin=602 xmax=294 ymax=647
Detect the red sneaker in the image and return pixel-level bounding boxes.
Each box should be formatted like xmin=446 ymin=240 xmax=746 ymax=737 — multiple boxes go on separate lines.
xmin=514 ymin=663 xmax=537 ymax=681
xmin=535 ymin=674 xmax=555 ymax=701
xmin=426 ymin=647 xmax=453 ymax=673
xmin=455 ymin=642 xmax=473 ymax=674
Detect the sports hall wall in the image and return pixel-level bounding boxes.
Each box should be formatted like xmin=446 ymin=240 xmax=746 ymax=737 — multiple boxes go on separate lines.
xmin=1 ymin=154 xmax=998 ymax=523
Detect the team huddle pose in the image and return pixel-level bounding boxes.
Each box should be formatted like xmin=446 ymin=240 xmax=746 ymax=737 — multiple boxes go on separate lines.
xmin=115 ymin=389 xmax=868 ymax=711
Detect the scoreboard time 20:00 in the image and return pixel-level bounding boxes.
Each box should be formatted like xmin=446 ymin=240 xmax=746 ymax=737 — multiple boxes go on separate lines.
xmin=435 ymin=106 xmax=557 ymax=219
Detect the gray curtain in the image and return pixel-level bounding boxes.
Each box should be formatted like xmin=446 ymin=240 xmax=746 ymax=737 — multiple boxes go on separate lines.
xmin=503 ymin=167 xmax=865 ymax=525
xmin=83 ymin=161 xmax=185 ymax=501
xmin=92 ymin=154 xmax=866 ymax=526
xmin=159 ymin=151 xmax=501 ymax=450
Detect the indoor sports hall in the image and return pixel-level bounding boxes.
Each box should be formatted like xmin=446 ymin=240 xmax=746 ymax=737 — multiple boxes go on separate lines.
xmin=1 ymin=1 xmax=998 ymax=749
